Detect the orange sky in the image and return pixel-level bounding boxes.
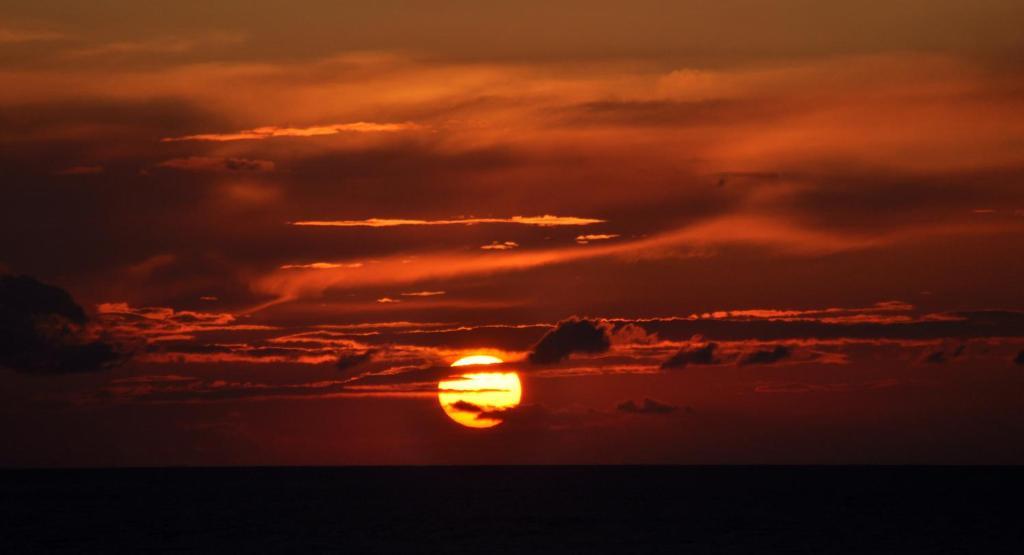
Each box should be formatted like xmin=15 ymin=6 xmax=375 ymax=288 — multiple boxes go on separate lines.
xmin=2 ymin=2 xmax=1024 ymax=465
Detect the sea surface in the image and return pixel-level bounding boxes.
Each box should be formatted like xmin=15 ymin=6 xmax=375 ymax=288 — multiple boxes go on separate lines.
xmin=2 ymin=466 xmax=1022 ymax=553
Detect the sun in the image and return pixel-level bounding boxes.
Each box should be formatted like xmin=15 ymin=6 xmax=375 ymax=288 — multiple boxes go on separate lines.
xmin=439 ymin=355 xmax=521 ymax=428
xmin=450 ymin=354 xmax=504 ymax=367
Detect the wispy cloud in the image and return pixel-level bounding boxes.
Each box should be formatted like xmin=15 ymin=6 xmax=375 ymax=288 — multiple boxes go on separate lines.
xmin=253 ymin=213 xmax=1021 ymax=308
xmin=156 ymin=157 xmax=274 ymax=172
xmin=481 ymin=241 xmax=519 ymax=250
xmin=401 ymin=291 xmax=445 ymax=297
xmin=97 ymin=302 xmax=275 ymax=339
xmin=161 ymin=122 xmax=419 ymax=142
xmin=576 ymin=234 xmax=619 ymax=244
xmin=293 ymin=216 xmax=603 ymax=228
xmin=314 ymin=322 xmax=454 ymax=331
xmin=654 ymin=300 xmax=917 ymax=324
xmin=280 ymin=262 xmax=363 ymax=270
xmin=252 ymin=215 xmax=879 ymax=303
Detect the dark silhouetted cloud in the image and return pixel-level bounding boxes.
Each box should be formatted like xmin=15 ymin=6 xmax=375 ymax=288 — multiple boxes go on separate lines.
xmin=616 ymin=398 xmax=678 ymax=415
xmin=336 ymin=349 xmax=378 ymax=373
xmin=1015 ymin=350 xmax=1024 ymax=365
xmin=156 ymin=157 xmax=275 ymax=172
xmin=628 ymin=310 xmax=1024 ymax=342
xmin=449 ymin=400 xmax=483 ymax=412
xmin=661 ymin=341 xmax=718 ymax=369
xmin=528 ymin=317 xmax=611 ymax=364
xmin=739 ymin=345 xmax=791 ymax=365
xmin=0 ymin=275 xmax=125 ymax=374
xmin=919 ymin=342 xmax=967 ymax=365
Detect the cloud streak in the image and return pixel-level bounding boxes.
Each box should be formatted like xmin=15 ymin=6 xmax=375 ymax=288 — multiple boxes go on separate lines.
xmin=291 ymin=216 xmax=604 ymax=228
xmin=481 ymin=241 xmax=519 ymax=250
xmin=161 ymin=122 xmax=419 ymax=142
xmin=280 ymin=262 xmax=363 ymax=270
xmin=156 ymin=157 xmax=275 ymax=172
xmin=253 ymin=214 xmax=1005 ymax=306
xmin=576 ymin=234 xmax=619 ymax=244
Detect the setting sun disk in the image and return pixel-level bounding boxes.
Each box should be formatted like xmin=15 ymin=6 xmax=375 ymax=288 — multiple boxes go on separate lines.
xmin=450 ymin=355 xmax=504 ymax=367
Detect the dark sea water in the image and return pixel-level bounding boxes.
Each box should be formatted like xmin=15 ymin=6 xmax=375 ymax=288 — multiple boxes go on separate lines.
xmin=2 ymin=466 xmax=1022 ymax=553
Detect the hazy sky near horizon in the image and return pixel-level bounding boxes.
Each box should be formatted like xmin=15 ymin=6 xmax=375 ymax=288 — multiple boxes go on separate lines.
xmin=2 ymin=2 xmax=1024 ymax=465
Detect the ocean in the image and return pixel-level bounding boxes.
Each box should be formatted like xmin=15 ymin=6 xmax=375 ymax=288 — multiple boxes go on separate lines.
xmin=2 ymin=466 xmax=1022 ymax=553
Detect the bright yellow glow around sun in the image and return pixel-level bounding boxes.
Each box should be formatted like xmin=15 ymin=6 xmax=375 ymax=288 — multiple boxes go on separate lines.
xmin=439 ymin=355 xmax=521 ymax=428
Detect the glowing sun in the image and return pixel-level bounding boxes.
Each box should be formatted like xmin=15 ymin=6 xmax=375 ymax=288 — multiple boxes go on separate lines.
xmin=439 ymin=355 xmax=521 ymax=428
xmin=450 ymin=354 xmax=504 ymax=367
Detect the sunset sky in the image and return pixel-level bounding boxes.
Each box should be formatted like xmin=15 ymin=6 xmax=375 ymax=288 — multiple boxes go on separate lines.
xmin=3 ymin=1 xmax=1024 ymax=465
